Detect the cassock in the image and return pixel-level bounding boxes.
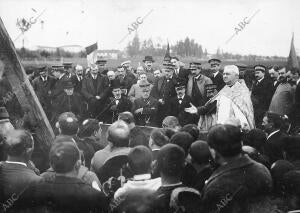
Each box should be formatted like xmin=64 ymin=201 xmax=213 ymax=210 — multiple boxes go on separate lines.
xmin=198 ymin=80 xmax=255 ymax=132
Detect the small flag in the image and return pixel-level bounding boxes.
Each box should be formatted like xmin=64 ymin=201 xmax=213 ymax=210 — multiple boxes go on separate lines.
xmin=85 ymin=42 xmax=98 ymax=67
xmin=85 ymin=42 xmax=98 ymax=55
xmin=287 ymin=33 xmax=299 ymax=70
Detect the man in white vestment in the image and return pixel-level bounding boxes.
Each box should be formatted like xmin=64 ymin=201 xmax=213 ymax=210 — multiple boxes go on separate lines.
xmin=185 ymin=65 xmax=255 ymax=132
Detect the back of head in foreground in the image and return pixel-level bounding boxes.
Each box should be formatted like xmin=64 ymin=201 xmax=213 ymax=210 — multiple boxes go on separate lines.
xmin=5 ymin=129 xmax=34 ymax=161
xmin=50 ymin=140 xmax=81 ymax=175
xmin=157 ymin=144 xmax=185 ymax=183
xmin=207 ymin=124 xmax=243 ymax=160
xmin=128 ymin=145 xmax=152 ymax=175
xmin=107 ymin=120 xmax=130 ymax=148
xmin=205 ymin=124 xmax=273 ymax=212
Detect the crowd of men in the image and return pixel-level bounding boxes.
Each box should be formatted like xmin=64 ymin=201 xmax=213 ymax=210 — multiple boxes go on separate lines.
xmin=0 ymin=54 xmax=300 ymax=212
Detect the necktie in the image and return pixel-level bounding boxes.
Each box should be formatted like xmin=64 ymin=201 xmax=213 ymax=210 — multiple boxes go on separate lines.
xmin=178 ymin=98 xmax=182 ymax=104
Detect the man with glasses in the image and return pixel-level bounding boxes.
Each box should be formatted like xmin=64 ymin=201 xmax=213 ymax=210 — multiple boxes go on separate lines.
xmin=208 ymin=58 xmax=225 ymax=91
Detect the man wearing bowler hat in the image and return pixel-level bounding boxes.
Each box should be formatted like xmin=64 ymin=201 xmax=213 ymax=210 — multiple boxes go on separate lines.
xmin=81 ymin=64 xmax=110 ymax=118
xmin=143 ymin=56 xmax=155 ymax=83
xmin=208 ymin=58 xmax=225 ymax=91
xmin=102 ymin=80 xmax=132 ymax=124
xmin=52 ymin=80 xmax=83 ymax=121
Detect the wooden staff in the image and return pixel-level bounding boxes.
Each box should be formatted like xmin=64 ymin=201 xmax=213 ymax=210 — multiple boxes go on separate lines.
xmin=0 ymin=17 xmax=54 ymax=148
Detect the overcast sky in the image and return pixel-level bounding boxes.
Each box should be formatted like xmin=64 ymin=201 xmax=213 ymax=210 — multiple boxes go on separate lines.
xmin=0 ymin=0 xmax=300 ymax=56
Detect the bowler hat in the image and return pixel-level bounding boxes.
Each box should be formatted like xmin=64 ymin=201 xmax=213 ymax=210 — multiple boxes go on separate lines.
xmin=143 ymin=56 xmax=155 ymax=62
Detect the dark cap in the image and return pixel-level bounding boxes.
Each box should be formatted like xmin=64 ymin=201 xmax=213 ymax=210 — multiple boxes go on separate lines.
xmin=208 ymin=58 xmax=221 ymax=64
xmin=95 ymin=59 xmax=107 ymax=64
xmin=63 ymin=80 xmax=74 ymax=89
xmin=162 ymin=62 xmax=175 ymax=71
xmin=52 ymin=65 xmax=65 ymax=72
xmin=0 ymin=107 xmax=9 ymax=120
xmin=63 ymin=62 xmax=72 ymax=68
xmin=188 ymin=62 xmax=201 ymax=70
xmin=50 ymin=141 xmax=80 ymax=173
xmin=139 ymin=80 xmax=151 ymax=88
xmin=174 ymin=80 xmax=185 ymax=89
xmin=254 ymin=64 xmax=267 ymax=72
xmin=143 ymin=56 xmax=155 ymax=62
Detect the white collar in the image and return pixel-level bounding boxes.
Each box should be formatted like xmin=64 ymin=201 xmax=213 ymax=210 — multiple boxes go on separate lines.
xmin=257 ymin=77 xmax=264 ymax=83
xmin=178 ymin=95 xmax=185 ymax=100
xmin=133 ymin=174 xmax=151 ymax=181
xmin=5 ymin=161 xmax=27 ymax=167
xmin=77 ymin=74 xmax=82 ymax=81
xmin=41 ymin=76 xmax=47 ymax=81
xmin=58 ymin=73 xmax=65 ymax=80
xmin=213 ymin=71 xmax=219 ymax=78
xmin=297 ymin=78 xmax=300 ymax=85
xmin=267 ymin=130 xmax=280 ymax=140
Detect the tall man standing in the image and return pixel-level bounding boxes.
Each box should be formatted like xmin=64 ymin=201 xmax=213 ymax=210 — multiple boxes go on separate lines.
xmin=151 ymin=63 xmax=177 ymax=125
xmin=251 ymin=65 xmax=274 ymax=127
xmin=186 ymin=62 xmax=213 ymax=107
xmin=31 ymin=66 xmax=55 ymax=119
xmin=81 ymin=64 xmax=110 ymax=118
xmin=170 ymin=56 xmax=190 ymax=84
xmin=208 ymin=58 xmax=225 ymax=91
xmin=143 ymin=56 xmax=155 ymax=83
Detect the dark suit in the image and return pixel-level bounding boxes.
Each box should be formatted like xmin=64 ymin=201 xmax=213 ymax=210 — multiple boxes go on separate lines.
xmin=132 ymin=96 xmax=159 ymax=127
xmin=50 ymin=74 xmax=69 ymax=99
xmin=31 ymin=75 xmax=55 ymax=118
xmin=0 ymin=162 xmax=42 ymax=208
xmin=81 ymin=73 xmax=110 ymax=117
xmin=251 ymin=77 xmax=274 ymax=127
xmin=202 ymin=155 xmax=272 ymax=212
xmin=144 ymin=67 xmax=155 ymax=84
xmin=210 ymin=71 xmax=225 ymax=91
xmin=151 ymin=76 xmax=177 ymax=125
xmin=173 ymin=67 xmax=190 ymax=85
xmin=52 ymin=92 xmax=84 ymax=121
xmin=71 ymin=74 xmax=84 ymax=94
xmin=117 ymin=74 xmax=136 ymax=96
xmin=102 ymin=96 xmax=132 ymax=124
xmin=20 ymin=176 xmax=108 ymax=212
xmin=167 ymin=95 xmax=198 ymax=126
xmin=264 ymin=130 xmax=287 ymax=164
